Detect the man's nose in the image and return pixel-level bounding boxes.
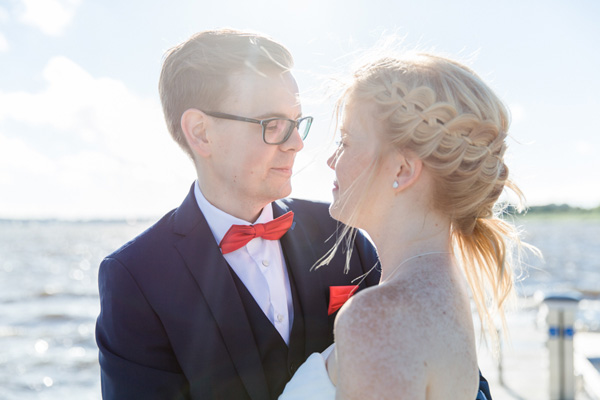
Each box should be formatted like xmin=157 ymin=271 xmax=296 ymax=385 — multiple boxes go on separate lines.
xmin=280 ymin=125 xmax=304 ymax=152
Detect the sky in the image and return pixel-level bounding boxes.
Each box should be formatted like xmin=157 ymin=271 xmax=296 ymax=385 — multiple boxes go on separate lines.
xmin=1 ymin=0 xmax=599 ymax=219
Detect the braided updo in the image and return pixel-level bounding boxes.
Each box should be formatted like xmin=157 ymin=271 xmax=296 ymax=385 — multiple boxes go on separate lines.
xmin=339 ymin=53 xmax=528 ymax=340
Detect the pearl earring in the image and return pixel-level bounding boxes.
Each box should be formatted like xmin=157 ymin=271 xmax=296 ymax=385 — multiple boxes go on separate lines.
xmin=393 ymin=181 xmax=399 ymax=189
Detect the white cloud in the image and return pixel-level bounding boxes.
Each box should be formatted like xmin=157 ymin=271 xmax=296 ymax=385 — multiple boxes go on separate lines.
xmin=17 ymin=0 xmax=81 ymax=36
xmin=0 ymin=56 xmax=168 ymax=161
xmin=0 ymin=7 xmax=8 ymax=51
xmin=575 ymin=140 xmax=595 ymax=156
xmin=509 ymin=103 xmax=525 ymax=123
xmin=0 ymin=32 xmax=8 ymax=52
xmin=0 ymin=56 xmax=195 ymax=219
xmin=0 ymin=6 xmax=8 ymax=21
xmin=0 ymin=132 xmax=57 ymax=185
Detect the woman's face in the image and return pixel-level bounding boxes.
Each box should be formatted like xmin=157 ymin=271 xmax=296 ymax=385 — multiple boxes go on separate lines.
xmin=327 ymin=101 xmax=385 ymax=227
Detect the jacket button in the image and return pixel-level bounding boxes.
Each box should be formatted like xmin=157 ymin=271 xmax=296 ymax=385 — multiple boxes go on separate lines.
xmin=289 ymin=362 xmax=297 ymax=374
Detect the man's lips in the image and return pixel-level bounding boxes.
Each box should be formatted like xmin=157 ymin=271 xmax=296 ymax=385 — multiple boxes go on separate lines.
xmin=272 ymin=166 xmax=293 ymax=175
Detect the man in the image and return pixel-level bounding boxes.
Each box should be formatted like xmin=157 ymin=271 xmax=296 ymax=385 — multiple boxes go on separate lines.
xmin=95 ymin=29 xmax=493 ymax=400
xmin=95 ymin=29 xmax=379 ymax=399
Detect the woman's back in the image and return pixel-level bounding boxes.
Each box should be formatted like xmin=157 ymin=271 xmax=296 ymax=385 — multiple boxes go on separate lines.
xmin=331 ymin=257 xmax=479 ymax=400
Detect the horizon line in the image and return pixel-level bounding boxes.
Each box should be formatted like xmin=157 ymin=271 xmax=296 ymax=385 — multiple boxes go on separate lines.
xmin=1 ymin=202 xmax=599 ymax=223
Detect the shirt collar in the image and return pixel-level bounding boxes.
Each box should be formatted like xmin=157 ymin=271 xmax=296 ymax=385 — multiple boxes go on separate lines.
xmin=194 ymin=180 xmax=274 ymax=244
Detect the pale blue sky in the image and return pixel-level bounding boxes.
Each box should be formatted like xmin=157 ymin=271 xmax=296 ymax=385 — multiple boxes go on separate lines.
xmin=1 ymin=0 xmax=599 ymax=219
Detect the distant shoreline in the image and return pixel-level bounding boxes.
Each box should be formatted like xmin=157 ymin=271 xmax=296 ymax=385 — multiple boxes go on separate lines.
xmin=524 ymin=203 xmax=600 ymax=214
xmin=511 ymin=203 xmax=600 ymax=220
xmin=1 ymin=203 xmax=599 ymax=223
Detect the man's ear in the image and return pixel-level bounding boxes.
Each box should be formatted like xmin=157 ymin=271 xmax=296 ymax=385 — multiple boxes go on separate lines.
xmin=394 ymin=152 xmax=423 ymax=191
xmin=181 ymin=108 xmax=211 ymax=158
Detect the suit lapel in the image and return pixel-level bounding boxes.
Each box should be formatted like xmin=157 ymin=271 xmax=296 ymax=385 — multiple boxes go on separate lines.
xmin=173 ymin=187 xmax=269 ymax=400
xmin=273 ymin=201 xmax=332 ymax=355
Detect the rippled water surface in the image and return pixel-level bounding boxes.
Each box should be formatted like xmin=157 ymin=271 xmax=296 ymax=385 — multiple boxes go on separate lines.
xmin=0 ymin=217 xmax=598 ymax=399
xmin=0 ymin=220 xmax=151 ymax=400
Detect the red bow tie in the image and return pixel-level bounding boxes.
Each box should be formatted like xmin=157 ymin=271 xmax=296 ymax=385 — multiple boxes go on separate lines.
xmin=219 ymin=211 xmax=294 ymax=254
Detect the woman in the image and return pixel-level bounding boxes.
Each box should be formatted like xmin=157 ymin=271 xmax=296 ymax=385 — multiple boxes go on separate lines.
xmin=280 ymin=52 xmax=531 ymax=399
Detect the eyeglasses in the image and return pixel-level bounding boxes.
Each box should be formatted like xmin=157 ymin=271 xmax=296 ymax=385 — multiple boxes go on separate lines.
xmin=202 ymin=111 xmax=313 ymax=145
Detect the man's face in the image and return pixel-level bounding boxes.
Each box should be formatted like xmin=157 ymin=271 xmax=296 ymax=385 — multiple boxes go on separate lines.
xmin=204 ymin=70 xmax=304 ymax=216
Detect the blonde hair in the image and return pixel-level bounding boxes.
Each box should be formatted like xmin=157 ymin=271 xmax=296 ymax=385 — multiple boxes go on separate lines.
xmin=325 ymin=52 xmax=535 ymax=341
xmin=158 ymin=28 xmax=294 ymax=158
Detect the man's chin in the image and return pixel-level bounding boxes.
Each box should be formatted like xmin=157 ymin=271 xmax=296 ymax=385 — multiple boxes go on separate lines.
xmin=270 ymin=183 xmax=292 ymax=202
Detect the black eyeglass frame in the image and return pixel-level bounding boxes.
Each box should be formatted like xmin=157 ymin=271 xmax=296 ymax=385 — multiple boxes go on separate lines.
xmin=201 ymin=110 xmax=313 ymax=145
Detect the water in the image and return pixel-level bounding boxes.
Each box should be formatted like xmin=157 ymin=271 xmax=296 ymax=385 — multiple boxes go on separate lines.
xmin=514 ymin=217 xmax=600 ymax=333
xmin=0 ymin=220 xmax=152 ymax=400
xmin=0 ymin=217 xmax=599 ymax=399
xmin=516 ymin=217 xmax=600 ymax=296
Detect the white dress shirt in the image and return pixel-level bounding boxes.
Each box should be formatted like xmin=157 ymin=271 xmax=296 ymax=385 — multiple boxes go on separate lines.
xmin=194 ymin=181 xmax=294 ymax=344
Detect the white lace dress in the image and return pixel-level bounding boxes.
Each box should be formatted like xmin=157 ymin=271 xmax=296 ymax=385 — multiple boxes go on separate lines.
xmin=278 ymin=344 xmax=336 ymax=400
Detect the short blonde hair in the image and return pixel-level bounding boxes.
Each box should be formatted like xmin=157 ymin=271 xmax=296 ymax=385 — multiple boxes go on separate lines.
xmin=159 ymin=28 xmax=294 ymax=157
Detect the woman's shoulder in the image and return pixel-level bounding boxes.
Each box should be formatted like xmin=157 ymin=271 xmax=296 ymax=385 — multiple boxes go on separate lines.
xmin=332 ymin=284 xmax=430 ymax=398
xmin=332 ymin=272 xmax=478 ymax=398
xmin=337 ymin=268 xmax=456 ymax=326
xmin=335 ymin=278 xmax=436 ymax=345
xmin=334 ymin=279 xmax=443 ymax=370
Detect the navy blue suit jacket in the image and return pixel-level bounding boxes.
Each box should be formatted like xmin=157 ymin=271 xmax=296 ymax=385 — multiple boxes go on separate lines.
xmin=96 ymin=186 xmax=380 ymax=399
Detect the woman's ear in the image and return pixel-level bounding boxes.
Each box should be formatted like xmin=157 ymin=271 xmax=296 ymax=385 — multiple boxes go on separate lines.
xmin=181 ymin=108 xmax=211 ymax=158
xmin=393 ymin=152 xmax=423 ymax=192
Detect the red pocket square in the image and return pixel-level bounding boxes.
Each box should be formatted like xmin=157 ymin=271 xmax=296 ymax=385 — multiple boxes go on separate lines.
xmin=328 ymin=285 xmax=359 ymax=316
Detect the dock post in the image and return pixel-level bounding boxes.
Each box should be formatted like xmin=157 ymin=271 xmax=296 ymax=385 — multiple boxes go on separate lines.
xmin=540 ymin=292 xmax=581 ymax=400
xmin=497 ymin=327 xmax=504 ymax=386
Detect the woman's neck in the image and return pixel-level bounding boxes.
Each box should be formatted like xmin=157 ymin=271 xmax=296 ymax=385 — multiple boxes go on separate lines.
xmin=367 ymin=207 xmax=452 ymax=282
